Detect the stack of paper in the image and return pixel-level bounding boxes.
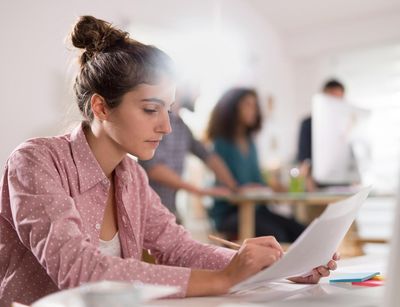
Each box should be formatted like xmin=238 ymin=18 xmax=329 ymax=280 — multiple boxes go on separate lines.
xmin=329 ymin=272 xmax=380 ymax=283
xmin=329 ymin=272 xmax=384 ymax=287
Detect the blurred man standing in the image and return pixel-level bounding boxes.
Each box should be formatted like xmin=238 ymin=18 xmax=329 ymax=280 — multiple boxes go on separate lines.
xmin=297 ymin=79 xmax=345 ymax=191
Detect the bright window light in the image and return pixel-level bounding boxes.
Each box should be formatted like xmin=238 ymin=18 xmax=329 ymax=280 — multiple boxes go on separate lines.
xmin=129 ymin=24 xmax=248 ymax=136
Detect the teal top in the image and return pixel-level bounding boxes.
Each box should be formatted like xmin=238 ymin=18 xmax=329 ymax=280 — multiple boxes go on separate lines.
xmin=209 ymin=137 xmax=265 ymax=229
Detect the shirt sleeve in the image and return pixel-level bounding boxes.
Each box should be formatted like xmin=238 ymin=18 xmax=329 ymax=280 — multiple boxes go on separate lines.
xmin=142 ymin=181 xmax=235 ymax=273
xmin=186 ymin=125 xmax=211 ymax=162
xmin=5 ymin=145 xmax=208 ymax=297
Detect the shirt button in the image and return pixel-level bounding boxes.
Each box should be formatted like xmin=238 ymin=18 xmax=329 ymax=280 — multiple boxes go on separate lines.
xmin=95 ymin=223 xmax=101 ymax=230
xmin=122 ymin=216 xmax=128 ymax=226
xmin=102 ymin=178 xmax=109 ymax=185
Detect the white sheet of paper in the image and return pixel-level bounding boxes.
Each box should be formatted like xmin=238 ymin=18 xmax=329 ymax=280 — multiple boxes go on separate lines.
xmin=230 ymin=187 xmax=371 ymax=293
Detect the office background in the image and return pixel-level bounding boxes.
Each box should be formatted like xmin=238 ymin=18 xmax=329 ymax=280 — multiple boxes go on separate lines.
xmin=1 ymin=0 xmax=399 ymax=253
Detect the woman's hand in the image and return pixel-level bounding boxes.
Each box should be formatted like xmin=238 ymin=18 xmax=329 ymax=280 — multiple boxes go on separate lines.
xmin=187 ymin=236 xmax=284 ymax=297
xmin=200 ymin=186 xmax=233 ymax=198
xmin=288 ymin=252 xmax=340 ymax=284
xmin=219 ymin=236 xmax=284 ymax=292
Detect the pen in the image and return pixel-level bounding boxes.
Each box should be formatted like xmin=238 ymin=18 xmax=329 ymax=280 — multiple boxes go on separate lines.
xmin=208 ymin=234 xmax=290 ymax=255
xmin=208 ymin=234 xmax=241 ymax=250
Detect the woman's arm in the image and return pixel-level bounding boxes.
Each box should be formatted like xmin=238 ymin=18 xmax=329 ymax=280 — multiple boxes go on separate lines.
xmin=146 ymin=163 xmax=203 ymax=194
xmin=5 ymin=146 xmax=192 ymax=296
xmin=188 ymin=130 xmax=238 ymax=191
xmin=146 ymin=163 xmax=232 ymax=197
xmin=205 ymin=154 xmax=238 ymax=191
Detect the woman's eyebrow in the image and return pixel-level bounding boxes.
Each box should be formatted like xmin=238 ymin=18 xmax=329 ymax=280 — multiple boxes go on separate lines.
xmin=141 ymin=98 xmax=166 ymax=106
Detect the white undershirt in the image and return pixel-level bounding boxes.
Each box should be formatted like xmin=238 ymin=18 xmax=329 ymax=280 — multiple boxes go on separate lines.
xmin=99 ymin=232 xmax=122 ymax=257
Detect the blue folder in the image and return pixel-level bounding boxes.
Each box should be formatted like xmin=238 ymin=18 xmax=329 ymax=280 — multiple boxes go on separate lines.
xmin=329 ymin=272 xmax=380 ymax=283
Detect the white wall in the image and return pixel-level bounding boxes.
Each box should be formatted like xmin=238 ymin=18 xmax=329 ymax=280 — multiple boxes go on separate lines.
xmin=0 ymin=0 xmax=139 ymax=166
xmin=0 ymin=0 xmax=297 ymax=169
xmin=288 ymin=10 xmax=400 ymax=118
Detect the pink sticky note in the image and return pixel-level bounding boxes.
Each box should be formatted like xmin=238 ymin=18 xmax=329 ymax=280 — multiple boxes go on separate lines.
xmin=352 ymin=280 xmax=384 ymax=287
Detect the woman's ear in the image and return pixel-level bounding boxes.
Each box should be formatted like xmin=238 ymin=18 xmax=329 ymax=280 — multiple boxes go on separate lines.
xmin=90 ymin=94 xmax=109 ymax=121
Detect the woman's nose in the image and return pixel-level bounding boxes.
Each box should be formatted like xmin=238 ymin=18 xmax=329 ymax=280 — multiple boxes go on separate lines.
xmin=158 ymin=111 xmax=172 ymax=135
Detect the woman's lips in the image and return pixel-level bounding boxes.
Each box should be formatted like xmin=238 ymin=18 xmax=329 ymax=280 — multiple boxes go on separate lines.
xmin=146 ymin=140 xmax=161 ymax=148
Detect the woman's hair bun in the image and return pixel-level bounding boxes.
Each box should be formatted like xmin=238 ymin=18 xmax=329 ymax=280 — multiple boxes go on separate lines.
xmin=71 ymin=15 xmax=129 ymax=64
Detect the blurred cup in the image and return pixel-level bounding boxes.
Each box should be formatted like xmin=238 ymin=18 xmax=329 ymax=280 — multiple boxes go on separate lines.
xmin=289 ymin=167 xmax=305 ymax=193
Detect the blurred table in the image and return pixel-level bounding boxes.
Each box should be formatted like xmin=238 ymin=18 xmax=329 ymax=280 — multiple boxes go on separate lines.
xmin=220 ymin=187 xmax=393 ymax=256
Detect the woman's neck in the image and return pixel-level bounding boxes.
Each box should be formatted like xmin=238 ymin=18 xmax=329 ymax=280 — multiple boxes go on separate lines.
xmin=235 ymin=125 xmax=247 ymax=140
xmin=83 ymin=123 xmax=125 ymax=178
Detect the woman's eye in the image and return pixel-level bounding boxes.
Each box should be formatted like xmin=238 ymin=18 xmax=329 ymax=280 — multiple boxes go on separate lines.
xmin=144 ymin=109 xmax=157 ymax=114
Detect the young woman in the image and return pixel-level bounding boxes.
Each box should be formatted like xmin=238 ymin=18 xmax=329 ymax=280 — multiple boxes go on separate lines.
xmin=0 ymin=16 xmax=337 ymax=306
xmin=206 ymin=88 xmax=305 ymax=242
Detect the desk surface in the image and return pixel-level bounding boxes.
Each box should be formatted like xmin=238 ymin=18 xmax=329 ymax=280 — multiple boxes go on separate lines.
xmin=150 ymin=255 xmax=387 ymax=307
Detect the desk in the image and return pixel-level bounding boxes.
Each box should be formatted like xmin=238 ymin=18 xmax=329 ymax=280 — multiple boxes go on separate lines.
xmin=30 ymin=256 xmax=387 ymax=307
xmin=218 ymin=189 xmax=393 ymax=257
xmin=150 ymin=254 xmax=387 ymax=307
xmin=222 ymin=189 xmax=356 ymax=241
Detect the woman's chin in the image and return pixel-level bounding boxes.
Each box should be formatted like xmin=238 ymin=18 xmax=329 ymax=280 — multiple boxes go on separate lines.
xmin=135 ymin=150 xmax=156 ymax=161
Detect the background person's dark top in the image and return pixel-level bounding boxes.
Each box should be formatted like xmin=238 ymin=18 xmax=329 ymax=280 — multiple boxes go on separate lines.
xmin=297 ymin=116 xmax=312 ymax=162
xmin=209 ymin=137 xmax=305 ymax=242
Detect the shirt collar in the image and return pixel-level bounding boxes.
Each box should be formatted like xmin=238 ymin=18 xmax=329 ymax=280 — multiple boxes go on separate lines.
xmin=115 ymin=156 xmax=134 ymax=185
xmin=70 ymin=123 xmax=133 ymax=193
xmin=70 ymin=123 xmax=108 ymax=193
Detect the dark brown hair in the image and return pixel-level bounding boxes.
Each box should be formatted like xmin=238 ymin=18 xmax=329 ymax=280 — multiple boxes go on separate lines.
xmin=322 ymin=78 xmax=345 ymax=93
xmin=71 ymin=15 xmax=174 ymax=121
xmin=206 ymin=88 xmax=262 ymax=141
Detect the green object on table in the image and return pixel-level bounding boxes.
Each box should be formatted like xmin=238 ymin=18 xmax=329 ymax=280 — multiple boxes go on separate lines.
xmin=289 ymin=167 xmax=305 ymax=193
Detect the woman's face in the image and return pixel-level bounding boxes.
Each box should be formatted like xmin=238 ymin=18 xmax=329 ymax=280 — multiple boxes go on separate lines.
xmin=103 ymin=76 xmax=175 ymax=160
xmin=238 ymin=94 xmax=259 ymax=128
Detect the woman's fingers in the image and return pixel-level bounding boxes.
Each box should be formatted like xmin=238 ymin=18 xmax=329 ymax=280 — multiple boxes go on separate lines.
xmin=316 ymin=266 xmax=330 ymax=277
xmin=237 ymin=242 xmax=283 ymax=274
xmin=241 ymin=244 xmax=283 ymax=270
xmin=313 ymin=259 xmax=337 ymax=277
xmin=327 ymin=259 xmax=337 ymax=270
xmin=333 ymin=252 xmax=341 ymax=261
xmin=223 ymin=240 xmax=284 ymax=287
xmin=288 ymin=271 xmax=320 ymax=284
xmin=288 ymin=259 xmax=337 ymax=284
xmin=243 ymin=236 xmax=284 ymax=255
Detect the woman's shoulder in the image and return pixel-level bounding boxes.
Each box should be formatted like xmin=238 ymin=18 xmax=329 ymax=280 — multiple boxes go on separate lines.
xmin=213 ymin=137 xmax=233 ymax=147
xmin=213 ymin=137 xmax=239 ymax=153
xmin=7 ymin=133 xmax=73 ymax=167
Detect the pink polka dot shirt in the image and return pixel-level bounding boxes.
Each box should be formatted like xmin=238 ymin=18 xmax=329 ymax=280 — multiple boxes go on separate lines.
xmin=0 ymin=124 xmax=235 ymax=306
